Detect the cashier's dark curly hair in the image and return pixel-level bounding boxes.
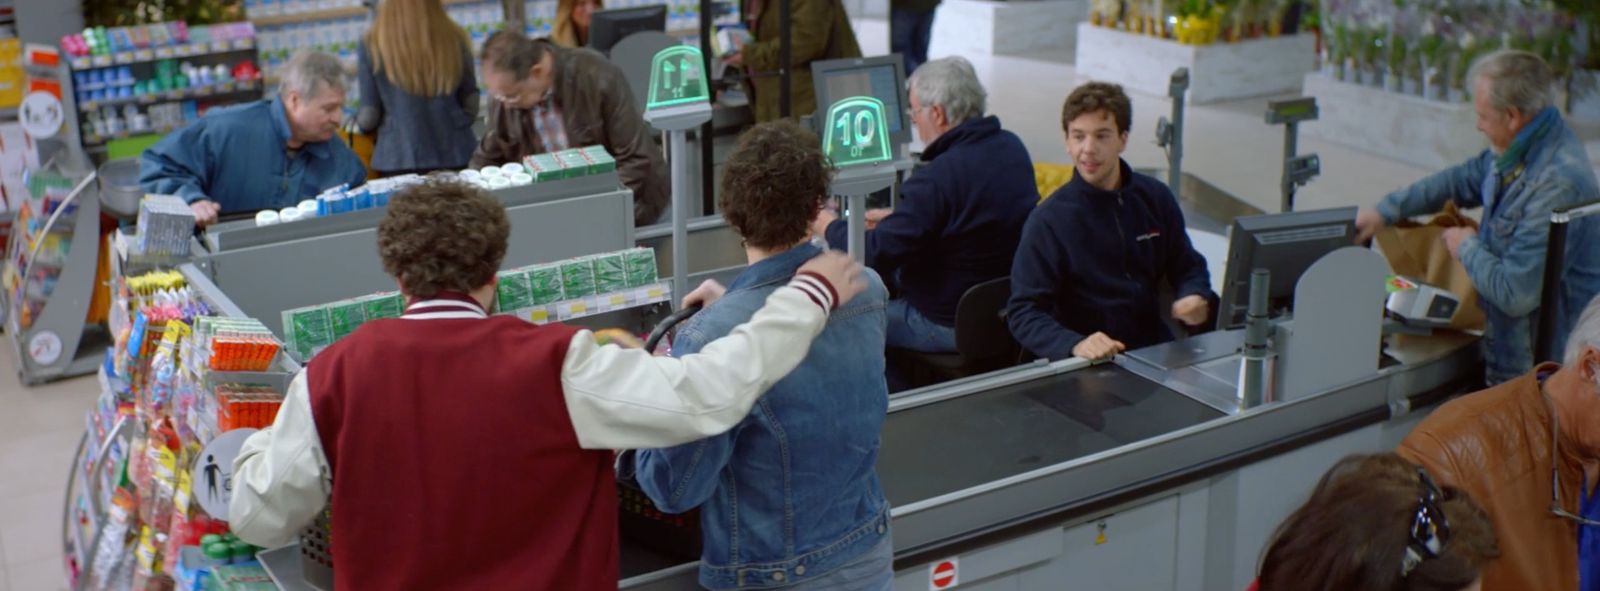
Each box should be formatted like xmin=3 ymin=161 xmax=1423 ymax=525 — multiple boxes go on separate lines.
xmin=378 ymin=180 xmax=510 ymax=299
xmin=1258 ymin=453 xmax=1499 ymax=591
xmin=719 ymin=120 xmax=833 ymax=251
xmin=1062 ymin=81 xmax=1132 ymax=135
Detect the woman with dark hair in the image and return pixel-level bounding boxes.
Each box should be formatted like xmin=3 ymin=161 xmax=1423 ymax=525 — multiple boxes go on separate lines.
xmin=1256 ymin=453 xmax=1500 ymax=591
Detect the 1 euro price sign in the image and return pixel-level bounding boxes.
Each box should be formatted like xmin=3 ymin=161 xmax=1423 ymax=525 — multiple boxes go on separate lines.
xmin=646 ymin=46 xmax=710 ymax=111
xmin=822 ymin=96 xmax=892 ymax=168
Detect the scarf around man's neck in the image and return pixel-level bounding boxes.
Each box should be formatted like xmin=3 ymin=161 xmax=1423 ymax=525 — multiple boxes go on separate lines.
xmin=1497 ymin=106 xmax=1561 ymax=174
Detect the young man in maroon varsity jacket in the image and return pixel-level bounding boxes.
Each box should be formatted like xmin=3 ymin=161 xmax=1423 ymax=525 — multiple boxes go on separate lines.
xmin=228 ymin=179 xmax=865 ymax=589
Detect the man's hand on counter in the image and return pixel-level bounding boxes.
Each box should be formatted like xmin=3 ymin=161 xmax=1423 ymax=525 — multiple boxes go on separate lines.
xmin=1354 ymin=206 xmax=1386 ymax=244
xmin=1171 ymin=295 xmax=1210 ymax=327
xmin=190 ymin=199 xmax=222 ymax=227
xmin=1442 ymin=226 xmax=1476 ymax=260
xmin=1072 ymin=332 xmax=1126 ymax=361
xmin=810 ymin=208 xmax=840 ymax=238
xmin=683 ymin=280 xmax=728 ymax=309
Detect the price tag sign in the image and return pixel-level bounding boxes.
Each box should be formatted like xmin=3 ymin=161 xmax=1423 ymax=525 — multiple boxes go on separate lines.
xmin=822 ymin=96 xmax=892 ymax=168
xmin=645 ymin=46 xmax=710 ymax=111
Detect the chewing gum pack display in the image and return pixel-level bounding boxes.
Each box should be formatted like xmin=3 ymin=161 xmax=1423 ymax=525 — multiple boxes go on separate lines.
xmin=591 ymin=253 xmax=628 ymax=294
xmin=623 ymin=248 xmax=658 ymax=287
xmin=495 ymin=270 xmax=533 ymax=311
xmin=559 ymin=257 xmax=598 ymax=299
xmin=525 ymin=264 xmax=565 ymax=306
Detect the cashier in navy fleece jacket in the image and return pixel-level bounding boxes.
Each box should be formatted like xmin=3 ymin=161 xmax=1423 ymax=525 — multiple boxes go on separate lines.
xmin=1006 ymin=82 xmax=1216 ymax=361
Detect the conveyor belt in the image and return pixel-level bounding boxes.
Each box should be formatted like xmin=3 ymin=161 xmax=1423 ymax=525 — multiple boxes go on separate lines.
xmin=879 ymin=364 xmax=1222 ymax=506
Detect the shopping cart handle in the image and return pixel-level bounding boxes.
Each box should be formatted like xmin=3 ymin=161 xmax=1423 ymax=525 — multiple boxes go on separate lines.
xmin=644 ymin=305 xmax=702 ymax=352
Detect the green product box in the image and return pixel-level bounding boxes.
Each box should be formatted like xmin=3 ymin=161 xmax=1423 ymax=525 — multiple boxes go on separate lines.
xmin=363 ymin=292 xmax=406 ymax=320
xmin=326 ymin=299 xmax=368 ymax=340
xmin=592 ymin=252 xmax=628 ymax=294
xmin=582 ymin=145 xmax=616 ymax=174
xmin=560 ymin=257 xmax=598 ymax=299
xmin=282 ymin=306 xmax=333 ymax=359
xmin=554 ymin=149 xmax=590 ymax=177
xmin=529 ymin=154 xmax=565 ymax=182
xmin=623 ymin=247 xmax=658 ymax=287
xmin=495 ymin=269 xmax=534 ymax=311
xmin=526 ymin=264 xmax=566 ymax=305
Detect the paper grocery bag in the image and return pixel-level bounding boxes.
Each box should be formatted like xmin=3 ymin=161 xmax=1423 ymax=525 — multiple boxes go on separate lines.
xmin=1372 ymin=201 xmax=1486 ymax=331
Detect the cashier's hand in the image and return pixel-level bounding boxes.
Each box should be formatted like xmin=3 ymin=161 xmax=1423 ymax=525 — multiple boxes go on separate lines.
xmin=797 ymin=251 xmax=868 ymax=307
xmin=810 ymin=208 xmax=840 ymax=239
xmin=864 ymin=208 xmax=893 ymax=230
xmin=1072 ymin=332 xmax=1126 ymax=361
xmin=682 ymin=279 xmax=727 ymax=309
xmin=1171 ymin=294 xmax=1209 ymax=326
xmin=1442 ymin=226 xmax=1476 ymax=260
xmin=1354 ymin=206 xmax=1386 ymax=244
xmin=190 ymin=200 xmax=221 ymax=227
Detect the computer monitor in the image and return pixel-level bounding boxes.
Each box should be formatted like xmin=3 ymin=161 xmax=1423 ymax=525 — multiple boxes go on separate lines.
xmin=1216 ymin=206 xmax=1359 ymax=330
xmin=810 ymin=54 xmax=910 ymax=147
xmin=588 ymin=5 xmax=668 ymax=55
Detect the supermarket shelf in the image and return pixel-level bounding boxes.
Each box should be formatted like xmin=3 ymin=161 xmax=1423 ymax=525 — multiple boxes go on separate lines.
xmin=68 ymin=39 xmax=257 ymax=71
xmin=250 ymin=6 xmax=368 ymax=27
xmin=83 ymin=126 xmax=179 ymax=147
xmin=78 ymin=79 xmax=262 ymax=112
xmin=515 ymin=281 xmax=672 ymax=325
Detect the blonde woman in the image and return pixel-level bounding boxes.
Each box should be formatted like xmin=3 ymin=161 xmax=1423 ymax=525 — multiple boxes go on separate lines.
xmin=357 ymin=0 xmax=479 ymax=176
xmin=551 ymin=0 xmax=603 ymax=47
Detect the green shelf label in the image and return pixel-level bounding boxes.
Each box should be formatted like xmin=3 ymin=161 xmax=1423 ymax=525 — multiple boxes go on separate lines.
xmin=646 ymin=46 xmax=710 ymax=110
xmin=822 ymin=96 xmax=892 ymax=168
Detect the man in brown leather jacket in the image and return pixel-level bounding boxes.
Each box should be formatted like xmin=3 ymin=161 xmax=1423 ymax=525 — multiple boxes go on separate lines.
xmin=1399 ymin=295 xmax=1600 ymax=591
xmin=473 ymin=31 xmax=668 ymax=226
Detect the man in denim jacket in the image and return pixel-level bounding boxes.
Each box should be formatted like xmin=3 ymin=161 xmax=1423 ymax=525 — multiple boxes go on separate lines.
xmin=628 ymin=121 xmax=893 ymax=590
xmin=1357 ymin=50 xmax=1600 ymax=385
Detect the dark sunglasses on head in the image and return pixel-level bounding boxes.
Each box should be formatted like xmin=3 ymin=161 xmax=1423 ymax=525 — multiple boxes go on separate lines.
xmin=1401 ymin=467 xmax=1450 ymax=577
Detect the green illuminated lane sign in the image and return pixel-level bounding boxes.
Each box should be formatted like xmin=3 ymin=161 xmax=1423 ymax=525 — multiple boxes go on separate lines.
xmin=823 ymin=96 xmax=892 ymax=168
xmin=646 ymin=46 xmax=710 ymax=110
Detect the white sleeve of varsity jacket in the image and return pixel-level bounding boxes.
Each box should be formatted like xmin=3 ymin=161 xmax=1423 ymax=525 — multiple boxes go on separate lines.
xmin=560 ymin=282 xmax=832 ymax=450
xmin=229 ymin=371 xmax=332 ymax=549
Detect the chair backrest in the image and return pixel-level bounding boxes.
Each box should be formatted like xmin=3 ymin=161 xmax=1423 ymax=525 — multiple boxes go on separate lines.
xmin=953 ymin=276 xmax=1019 ymax=363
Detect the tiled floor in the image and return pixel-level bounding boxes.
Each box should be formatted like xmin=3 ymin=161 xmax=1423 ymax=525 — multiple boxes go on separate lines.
xmin=1 ymin=17 xmax=1595 ymax=591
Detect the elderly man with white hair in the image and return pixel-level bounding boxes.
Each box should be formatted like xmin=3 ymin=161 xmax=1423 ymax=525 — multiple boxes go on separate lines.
xmin=1398 ymin=293 xmax=1600 ymax=591
xmin=141 ymin=50 xmax=367 ymax=226
xmin=1356 ymin=49 xmax=1600 ymax=385
xmin=811 ymin=56 xmax=1037 ymax=365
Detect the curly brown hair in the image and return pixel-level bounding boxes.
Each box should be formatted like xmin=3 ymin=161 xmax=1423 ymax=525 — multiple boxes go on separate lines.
xmin=1061 ymin=81 xmax=1132 ymax=135
xmin=377 ymin=180 xmax=510 ymax=299
xmin=1258 ymin=453 xmax=1499 ymax=591
xmin=718 ymin=120 xmax=834 ymax=251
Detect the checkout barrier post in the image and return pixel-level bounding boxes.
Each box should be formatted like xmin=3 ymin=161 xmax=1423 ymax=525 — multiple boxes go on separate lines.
xmin=641 ymin=46 xmax=714 ymax=306
xmin=1535 ymin=199 xmax=1600 ymax=364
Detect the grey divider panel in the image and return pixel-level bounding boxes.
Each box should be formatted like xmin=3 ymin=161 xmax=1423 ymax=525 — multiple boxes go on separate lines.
xmin=1277 ymin=246 xmax=1389 ymax=401
xmin=200 ymin=190 xmax=635 ymax=338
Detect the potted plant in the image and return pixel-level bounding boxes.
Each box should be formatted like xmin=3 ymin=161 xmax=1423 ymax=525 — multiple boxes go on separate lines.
xmin=1328 ymin=20 xmax=1349 ymax=79
xmin=1363 ymin=27 xmax=1385 ymax=88
xmin=1385 ymin=30 xmax=1406 ymax=93
xmin=1417 ymin=17 xmax=1447 ymax=101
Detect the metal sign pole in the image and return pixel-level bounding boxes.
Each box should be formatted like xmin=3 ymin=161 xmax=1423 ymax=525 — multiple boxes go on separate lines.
xmin=642 ymin=46 xmax=713 ymax=309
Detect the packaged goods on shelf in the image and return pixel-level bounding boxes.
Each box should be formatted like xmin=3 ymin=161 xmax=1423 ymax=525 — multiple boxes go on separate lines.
xmin=526 ymin=264 xmax=565 ymax=305
xmin=496 ymin=269 xmax=534 ymax=312
xmin=592 ymin=252 xmax=628 ymax=294
xmin=134 ymin=195 xmax=197 ymax=257
xmin=623 ymin=247 xmax=659 ymax=287
xmin=560 ymin=256 xmax=599 ymax=299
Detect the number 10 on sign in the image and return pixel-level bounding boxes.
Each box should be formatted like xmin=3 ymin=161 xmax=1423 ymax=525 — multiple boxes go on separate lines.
xmin=822 ymin=96 xmax=892 ymax=167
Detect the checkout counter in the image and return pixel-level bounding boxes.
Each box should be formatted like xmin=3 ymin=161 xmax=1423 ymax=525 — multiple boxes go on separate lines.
xmin=168 ymin=159 xmax=1482 ymax=591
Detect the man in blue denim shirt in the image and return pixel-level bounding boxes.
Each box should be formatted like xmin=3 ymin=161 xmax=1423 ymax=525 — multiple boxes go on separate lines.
xmin=1356 ymin=50 xmax=1600 ymax=385
xmin=629 ymin=121 xmax=893 ymax=590
xmin=140 ymin=51 xmax=367 ymax=226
